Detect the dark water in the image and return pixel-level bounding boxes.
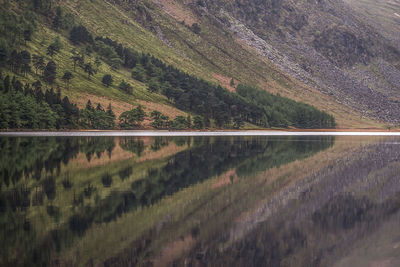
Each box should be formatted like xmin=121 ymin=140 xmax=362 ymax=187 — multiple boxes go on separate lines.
xmin=0 ymin=136 xmax=399 ymax=266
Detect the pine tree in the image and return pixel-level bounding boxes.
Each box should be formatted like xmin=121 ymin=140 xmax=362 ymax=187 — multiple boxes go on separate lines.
xmin=43 ymin=60 xmax=57 ymax=84
xmin=3 ymin=75 xmax=10 ymax=93
xmin=62 ymin=71 xmax=73 ymax=88
xmin=46 ymin=44 xmax=57 ymax=57
xmin=102 ymin=74 xmax=113 ymax=87
xmin=52 ymin=7 xmax=62 ymax=30
xmin=83 ymin=63 xmax=95 ymax=79
xmin=20 ymin=50 xmax=31 ymax=76
xmin=32 ymin=54 xmax=45 ymax=75
xmin=86 ymin=100 xmax=93 ymax=110
xmin=69 ymin=25 xmax=93 ymax=45
xmin=71 ymin=54 xmax=81 ymax=71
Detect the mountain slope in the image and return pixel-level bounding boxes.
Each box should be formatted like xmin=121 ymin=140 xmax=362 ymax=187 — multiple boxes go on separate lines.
xmin=1 ymin=0 xmax=398 ymax=129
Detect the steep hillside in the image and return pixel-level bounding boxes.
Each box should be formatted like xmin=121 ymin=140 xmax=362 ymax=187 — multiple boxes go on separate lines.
xmin=1 ymin=0 xmax=398 ymax=129
xmin=196 ymin=0 xmax=400 ymax=124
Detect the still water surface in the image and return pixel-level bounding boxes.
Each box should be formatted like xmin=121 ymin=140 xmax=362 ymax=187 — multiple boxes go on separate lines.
xmin=0 ymin=136 xmax=399 ymax=266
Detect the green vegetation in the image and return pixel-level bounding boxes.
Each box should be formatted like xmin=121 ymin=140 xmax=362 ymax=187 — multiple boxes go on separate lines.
xmin=0 ymin=74 xmax=120 ymax=129
xmin=119 ymin=106 xmax=146 ymax=129
xmin=236 ymin=84 xmax=336 ymax=128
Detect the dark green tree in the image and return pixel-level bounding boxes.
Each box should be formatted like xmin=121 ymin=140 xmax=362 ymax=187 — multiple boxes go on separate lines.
xmin=191 ymin=23 xmax=201 ymax=34
xmin=147 ymin=78 xmax=160 ymax=93
xmin=52 ymin=7 xmax=62 ymax=30
xmin=150 ymin=110 xmax=169 ymax=129
xmin=119 ymin=106 xmax=146 ymax=129
xmin=43 ymin=60 xmax=57 ymax=84
xmin=32 ymin=80 xmax=42 ymax=92
xmin=71 ymin=53 xmax=82 ymax=72
xmin=69 ymin=25 xmax=93 ymax=45
xmin=170 ymin=116 xmax=188 ymax=130
xmin=46 ymin=44 xmax=57 ymax=57
xmin=131 ymin=64 xmax=146 ymax=82
xmin=102 ymin=74 xmax=113 ymax=87
xmin=62 ymin=71 xmax=73 ymax=88
xmin=23 ymin=28 xmax=33 ymax=44
xmin=3 ymin=75 xmax=10 ymax=93
xmin=86 ymin=100 xmax=93 ymax=110
xmin=193 ymin=115 xmax=203 ymax=129
xmin=83 ymin=62 xmax=95 ymax=79
xmin=32 ymin=54 xmax=45 ymax=75
xmin=118 ymin=80 xmax=133 ymax=94
xmin=20 ymin=50 xmax=31 ymax=76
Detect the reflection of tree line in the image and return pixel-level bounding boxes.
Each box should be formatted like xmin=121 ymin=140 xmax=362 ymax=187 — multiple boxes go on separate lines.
xmin=0 ymin=137 xmax=116 ymax=189
xmin=236 ymin=136 xmax=335 ymax=177
xmin=0 ymin=136 xmax=334 ymax=266
xmin=0 ymin=137 xmax=179 ymax=214
xmin=130 ymin=137 xmax=334 ymax=207
xmin=0 ymin=136 xmax=117 ymax=266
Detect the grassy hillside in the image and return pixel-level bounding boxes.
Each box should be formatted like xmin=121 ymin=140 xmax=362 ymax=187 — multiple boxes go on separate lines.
xmin=0 ymin=0 xmax=386 ymax=128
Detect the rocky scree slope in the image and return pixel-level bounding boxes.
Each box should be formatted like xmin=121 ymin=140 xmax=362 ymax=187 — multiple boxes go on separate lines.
xmin=195 ymin=0 xmax=400 ymax=124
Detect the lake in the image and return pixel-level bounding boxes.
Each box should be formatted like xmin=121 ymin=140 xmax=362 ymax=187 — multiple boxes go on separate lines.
xmin=0 ymin=135 xmax=399 ymax=266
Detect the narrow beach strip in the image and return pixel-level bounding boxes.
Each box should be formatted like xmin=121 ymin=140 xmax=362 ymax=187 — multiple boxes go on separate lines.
xmin=1 ymin=131 xmax=400 ymax=137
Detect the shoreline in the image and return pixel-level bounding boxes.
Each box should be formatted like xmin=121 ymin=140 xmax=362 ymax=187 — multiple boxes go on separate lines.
xmin=1 ymin=130 xmax=400 ymax=137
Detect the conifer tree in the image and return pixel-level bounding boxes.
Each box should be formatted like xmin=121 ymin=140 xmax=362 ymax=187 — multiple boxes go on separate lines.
xmin=43 ymin=60 xmax=57 ymax=84
xmin=62 ymin=71 xmax=73 ymax=88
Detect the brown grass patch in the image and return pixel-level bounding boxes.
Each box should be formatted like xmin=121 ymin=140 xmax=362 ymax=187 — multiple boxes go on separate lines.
xmin=212 ymin=169 xmax=237 ymax=189
xmin=137 ymin=99 xmax=187 ymax=119
xmin=152 ymin=234 xmax=194 ymax=267
xmin=136 ymin=142 xmax=188 ymax=163
xmin=152 ymin=0 xmax=197 ymax=25
xmin=72 ymin=93 xmax=134 ymax=119
xmin=67 ymin=137 xmax=187 ymax=171
xmin=212 ymin=73 xmax=236 ymax=92
xmin=68 ymin=141 xmax=134 ymax=169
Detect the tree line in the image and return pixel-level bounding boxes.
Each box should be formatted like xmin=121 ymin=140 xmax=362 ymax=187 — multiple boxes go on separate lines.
xmin=0 ymin=74 xmax=202 ymax=130
xmin=0 ymin=74 xmax=115 ymax=129
xmin=93 ymin=36 xmax=336 ymax=128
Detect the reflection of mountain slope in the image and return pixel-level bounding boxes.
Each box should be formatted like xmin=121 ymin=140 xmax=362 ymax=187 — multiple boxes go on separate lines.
xmin=45 ymin=136 xmax=331 ymax=266
xmin=96 ymin=137 xmax=335 ymax=266
xmin=174 ymin=138 xmax=400 ymax=266
xmin=0 ymin=136 xmax=333 ymax=266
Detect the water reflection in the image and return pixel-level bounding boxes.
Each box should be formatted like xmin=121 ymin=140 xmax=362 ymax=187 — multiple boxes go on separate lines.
xmin=0 ymin=136 xmax=399 ymax=266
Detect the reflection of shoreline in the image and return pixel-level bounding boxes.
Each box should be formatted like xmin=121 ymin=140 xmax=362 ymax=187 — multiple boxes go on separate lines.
xmin=68 ymin=137 xmax=186 ymax=169
xmin=1 ymin=130 xmax=400 ymax=137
